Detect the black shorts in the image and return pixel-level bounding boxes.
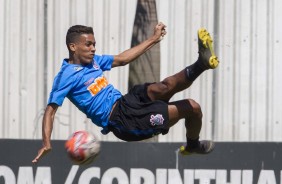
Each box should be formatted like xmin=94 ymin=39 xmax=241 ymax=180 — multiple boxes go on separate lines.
xmin=108 ymin=83 xmax=169 ymax=141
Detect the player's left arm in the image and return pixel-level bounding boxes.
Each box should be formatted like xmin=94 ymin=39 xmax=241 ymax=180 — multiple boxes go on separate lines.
xmin=112 ymin=22 xmax=166 ymax=68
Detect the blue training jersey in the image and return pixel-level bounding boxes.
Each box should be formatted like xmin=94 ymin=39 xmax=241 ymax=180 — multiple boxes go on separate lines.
xmin=48 ymin=55 xmax=122 ymax=132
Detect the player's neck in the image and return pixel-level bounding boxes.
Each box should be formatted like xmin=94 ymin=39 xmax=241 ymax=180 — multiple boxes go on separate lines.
xmin=68 ymin=55 xmax=80 ymax=65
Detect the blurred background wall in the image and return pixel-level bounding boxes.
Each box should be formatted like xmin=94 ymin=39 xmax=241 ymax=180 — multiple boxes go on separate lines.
xmin=0 ymin=0 xmax=281 ymax=142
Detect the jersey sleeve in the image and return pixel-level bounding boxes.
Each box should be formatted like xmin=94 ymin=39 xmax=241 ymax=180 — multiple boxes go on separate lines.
xmin=94 ymin=55 xmax=114 ymax=71
xmin=48 ymin=68 xmax=74 ymax=106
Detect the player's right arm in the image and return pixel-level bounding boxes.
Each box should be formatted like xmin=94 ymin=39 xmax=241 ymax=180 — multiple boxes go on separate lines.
xmin=32 ymin=103 xmax=58 ymax=163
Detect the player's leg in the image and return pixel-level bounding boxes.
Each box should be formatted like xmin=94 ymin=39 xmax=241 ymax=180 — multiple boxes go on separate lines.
xmin=168 ymin=99 xmax=214 ymax=154
xmin=147 ymin=69 xmax=192 ymax=102
xmin=147 ymin=28 xmax=219 ymax=102
xmin=168 ymin=99 xmax=202 ymax=138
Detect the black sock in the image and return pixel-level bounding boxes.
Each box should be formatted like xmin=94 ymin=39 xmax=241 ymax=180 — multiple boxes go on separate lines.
xmin=187 ymin=137 xmax=199 ymax=148
xmin=185 ymin=60 xmax=208 ymax=82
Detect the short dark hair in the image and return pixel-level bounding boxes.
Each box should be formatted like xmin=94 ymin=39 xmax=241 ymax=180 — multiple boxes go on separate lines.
xmin=66 ymin=25 xmax=94 ymax=49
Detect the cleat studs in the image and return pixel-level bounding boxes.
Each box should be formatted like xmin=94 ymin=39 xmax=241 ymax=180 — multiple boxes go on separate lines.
xmin=179 ymin=145 xmax=192 ymax=155
xmin=180 ymin=146 xmax=185 ymax=152
xmin=209 ymin=56 xmax=219 ymax=69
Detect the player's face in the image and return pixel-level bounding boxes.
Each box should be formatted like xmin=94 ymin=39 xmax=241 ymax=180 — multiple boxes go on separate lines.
xmin=74 ymin=34 xmax=96 ymax=65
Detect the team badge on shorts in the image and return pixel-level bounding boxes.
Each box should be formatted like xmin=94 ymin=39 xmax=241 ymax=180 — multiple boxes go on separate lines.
xmin=150 ymin=114 xmax=164 ymax=126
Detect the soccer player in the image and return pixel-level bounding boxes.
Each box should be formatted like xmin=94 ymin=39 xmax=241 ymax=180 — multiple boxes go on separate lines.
xmin=32 ymin=22 xmax=219 ymax=163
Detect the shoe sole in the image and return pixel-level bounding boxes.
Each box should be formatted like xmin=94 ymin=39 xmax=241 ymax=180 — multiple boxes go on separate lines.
xmin=179 ymin=142 xmax=215 ymax=155
xmin=198 ymin=28 xmax=219 ymax=69
xmin=179 ymin=145 xmax=193 ymax=155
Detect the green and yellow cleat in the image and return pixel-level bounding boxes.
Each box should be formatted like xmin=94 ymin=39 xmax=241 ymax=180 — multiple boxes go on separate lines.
xmin=197 ymin=28 xmax=219 ymax=69
xmin=179 ymin=140 xmax=215 ymax=155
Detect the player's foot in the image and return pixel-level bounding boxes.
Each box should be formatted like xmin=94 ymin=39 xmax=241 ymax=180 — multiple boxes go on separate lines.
xmin=179 ymin=140 xmax=215 ymax=155
xmin=197 ymin=28 xmax=219 ymax=69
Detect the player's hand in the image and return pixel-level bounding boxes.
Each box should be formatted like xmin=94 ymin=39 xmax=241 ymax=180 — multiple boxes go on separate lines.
xmin=32 ymin=146 xmax=52 ymax=163
xmin=153 ymin=22 xmax=167 ymax=42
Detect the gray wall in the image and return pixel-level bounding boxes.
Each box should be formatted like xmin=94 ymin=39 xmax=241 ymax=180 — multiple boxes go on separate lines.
xmin=1 ymin=140 xmax=282 ymax=183
xmin=0 ymin=0 xmax=282 ymax=142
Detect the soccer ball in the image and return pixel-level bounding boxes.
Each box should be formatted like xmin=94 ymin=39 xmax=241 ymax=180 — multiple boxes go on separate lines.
xmin=65 ymin=130 xmax=100 ymax=165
